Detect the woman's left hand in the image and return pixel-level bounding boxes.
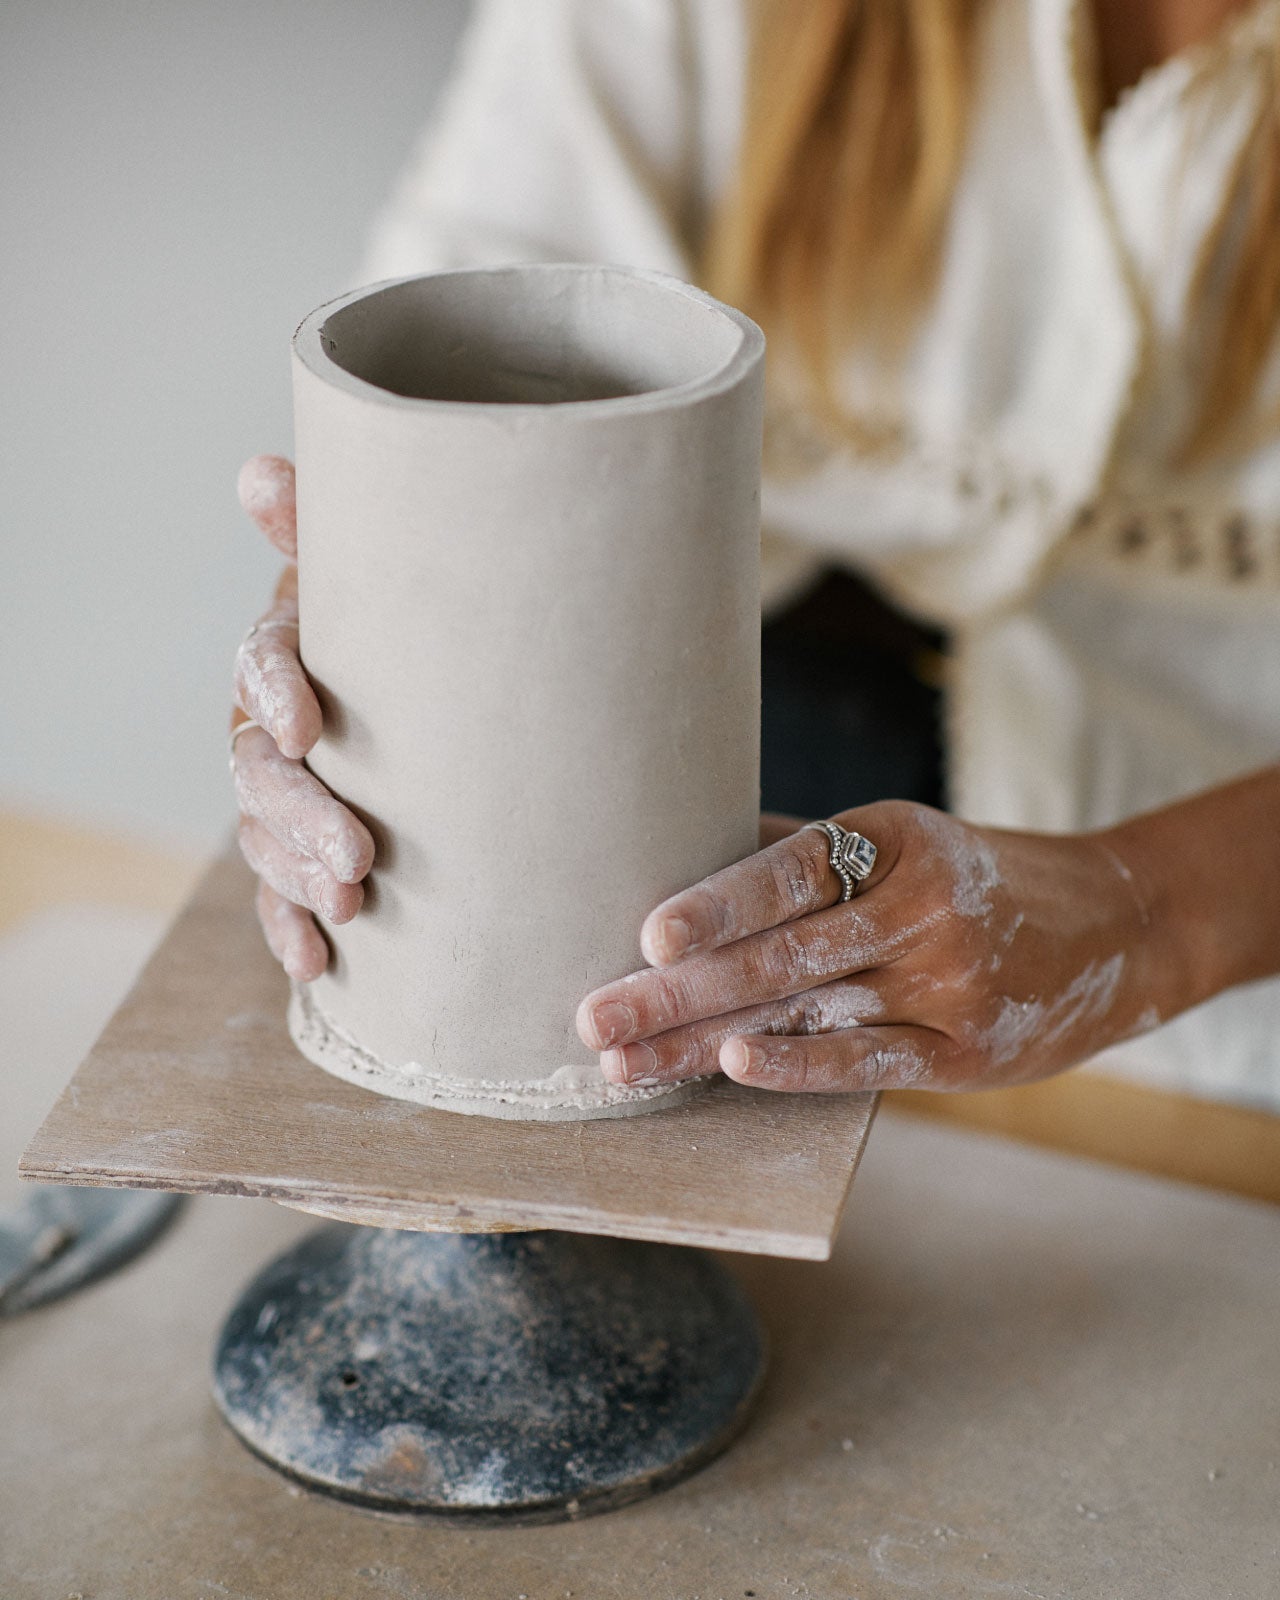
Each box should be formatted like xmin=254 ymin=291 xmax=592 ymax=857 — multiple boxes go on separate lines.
xmin=576 ymin=801 xmax=1166 ymax=1094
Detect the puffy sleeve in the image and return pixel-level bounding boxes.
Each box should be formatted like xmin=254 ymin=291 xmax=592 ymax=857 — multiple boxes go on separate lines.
xmin=359 ymin=0 xmax=819 ymax=611
xmin=360 ymin=0 xmax=745 ymax=284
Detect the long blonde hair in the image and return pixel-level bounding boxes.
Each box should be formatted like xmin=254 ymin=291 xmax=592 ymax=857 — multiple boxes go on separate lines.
xmin=703 ymin=0 xmax=1280 ymax=462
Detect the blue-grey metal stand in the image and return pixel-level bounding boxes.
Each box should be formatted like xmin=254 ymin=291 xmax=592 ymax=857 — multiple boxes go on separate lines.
xmin=212 ymin=1224 xmax=766 ymax=1523
xmin=0 ymin=1188 xmax=183 ymax=1316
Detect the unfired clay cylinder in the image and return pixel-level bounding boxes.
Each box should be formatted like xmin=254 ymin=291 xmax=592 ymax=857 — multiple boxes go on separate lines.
xmin=288 ymin=265 xmax=765 ymax=1120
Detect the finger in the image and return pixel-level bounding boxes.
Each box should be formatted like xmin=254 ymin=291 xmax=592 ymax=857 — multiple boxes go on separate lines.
xmin=238 ymin=455 xmax=297 ymax=559
xmin=232 ymin=726 xmax=375 ymax=885
xmin=256 ymin=878 xmax=329 ymax=981
xmin=578 ymin=894 xmax=906 ymax=1051
xmin=640 ymin=810 xmax=895 ymax=966
xmin=233 ymin=588 xmax=323 ymax=759
xmin=600 ymin=977 xmax=891 ymax=1086
xmin=720 ymin=1024 xmax=952 ymax=1094
xmin=238 ymin=814 xmax=364 ymax=925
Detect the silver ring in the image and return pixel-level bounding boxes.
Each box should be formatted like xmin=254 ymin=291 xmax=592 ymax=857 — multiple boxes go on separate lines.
xmin=228 ymin=718 xmax=263 ymax=770
xmin=804 ymin=821 xmax=877 ymax=902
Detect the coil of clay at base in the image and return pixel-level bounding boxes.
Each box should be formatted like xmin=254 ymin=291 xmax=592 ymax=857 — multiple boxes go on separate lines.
xmin=287 ymin=983 xmax=709 ymax=1121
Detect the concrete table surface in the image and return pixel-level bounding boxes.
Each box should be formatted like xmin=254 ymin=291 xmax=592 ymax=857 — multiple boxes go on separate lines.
xmin=4 ymin=1110 xmax=1278 ymax=1600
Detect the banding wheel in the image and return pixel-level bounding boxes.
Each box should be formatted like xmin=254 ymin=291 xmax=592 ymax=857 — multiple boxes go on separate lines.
xmin=212 ymin=1224 xmax=767 ymax=1523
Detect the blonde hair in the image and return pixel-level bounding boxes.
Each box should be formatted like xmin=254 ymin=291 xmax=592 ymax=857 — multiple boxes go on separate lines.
xmin=703 ymin=0 xmax=1280 ymax=463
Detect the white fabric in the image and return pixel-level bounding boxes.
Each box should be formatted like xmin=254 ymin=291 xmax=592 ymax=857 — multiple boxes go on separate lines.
xmin=360 ymin=0 xmax=1280 ymax=1107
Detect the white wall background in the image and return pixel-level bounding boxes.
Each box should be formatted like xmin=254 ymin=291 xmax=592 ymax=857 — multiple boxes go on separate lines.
xmin=1 ymin=0 xmax=471 ymax=852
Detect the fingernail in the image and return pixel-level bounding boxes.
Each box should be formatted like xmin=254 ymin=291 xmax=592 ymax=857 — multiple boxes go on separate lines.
xmin=323 ymin=834 xmax=362 ymax=883
xmin=610 ymin=1041 xmax=657 ymax=1084
xmin=588 ymin=1000 xmax=636 ymax=1049
xmin=238 ymin=455 xmax=293 ymax=514
xmin=276 ymin=720 xmax=308 ymax=763
xmin=659 ymin=915 xmax=695 ymax=962
xmin=720 ymin=1037 xmax=758 ymax=1078
xmin=318 ymin=879 xmax=356 ymax=922
xmin=283 ymin=939 xmax=318 ymax=982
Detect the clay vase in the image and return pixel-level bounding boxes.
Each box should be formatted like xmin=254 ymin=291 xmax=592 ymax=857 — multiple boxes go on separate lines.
xmin=287 ymin=264 xmax=765 ymax=1119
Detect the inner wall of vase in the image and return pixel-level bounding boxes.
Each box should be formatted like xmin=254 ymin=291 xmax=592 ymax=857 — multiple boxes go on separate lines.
xmin=317 ymin=268 xmax=746 ymax=405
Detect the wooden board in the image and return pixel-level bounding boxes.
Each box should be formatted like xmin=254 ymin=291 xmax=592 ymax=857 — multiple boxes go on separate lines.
xmin=12 ymin=810 xmax=1278 ymax=1211
xmin=19 ymin=850 xmax=876 ymax=1260
xmin=890 ymin=1069 xmax=1280 ymax=1205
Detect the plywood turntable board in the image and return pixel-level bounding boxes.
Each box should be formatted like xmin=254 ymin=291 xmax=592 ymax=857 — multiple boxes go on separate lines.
xmin=20 ymin=850 xmax=876 ymax=1259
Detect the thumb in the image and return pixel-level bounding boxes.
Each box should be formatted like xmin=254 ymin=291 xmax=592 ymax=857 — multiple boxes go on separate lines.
xmin=238 ymin=454 xmax=297 ymax=560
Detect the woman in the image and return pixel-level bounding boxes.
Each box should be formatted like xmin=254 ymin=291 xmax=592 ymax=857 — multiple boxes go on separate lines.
xmin=231 ymin=0 xmax=1280 ymax=1105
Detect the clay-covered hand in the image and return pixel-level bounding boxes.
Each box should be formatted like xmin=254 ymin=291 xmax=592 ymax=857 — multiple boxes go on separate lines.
xmin=231 ymin=455 xmax=375 ymax=981
xmin=576 ymin=801 xmax=1164 ymax=1093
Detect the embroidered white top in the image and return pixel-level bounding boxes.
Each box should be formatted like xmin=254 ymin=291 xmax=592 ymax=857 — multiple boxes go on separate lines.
xmin=360 ymin=0 xmax=1280 ymax=1107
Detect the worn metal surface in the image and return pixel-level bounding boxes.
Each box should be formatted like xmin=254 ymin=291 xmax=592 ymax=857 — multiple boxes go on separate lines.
xmin=0 ymin=1184 xmax=183 ymax=1315
xmin=214 ymin=1228 xmax=764 ymax=1516
xmin=212 ymin=1225 xmax=765 ymax=1521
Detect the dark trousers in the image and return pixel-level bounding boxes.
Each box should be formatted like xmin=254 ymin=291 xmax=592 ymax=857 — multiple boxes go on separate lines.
xmin=759 ymin=570 xmax=947 ymax=819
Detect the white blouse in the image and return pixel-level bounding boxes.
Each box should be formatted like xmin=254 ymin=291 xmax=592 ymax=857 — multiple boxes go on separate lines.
xmin=361 ymin=0 xmax=1280 ymax=1108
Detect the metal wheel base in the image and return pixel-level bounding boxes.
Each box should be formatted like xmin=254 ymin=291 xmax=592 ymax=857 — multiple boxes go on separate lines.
xmin=212 ymin=1224 xmax=766 ymax=1522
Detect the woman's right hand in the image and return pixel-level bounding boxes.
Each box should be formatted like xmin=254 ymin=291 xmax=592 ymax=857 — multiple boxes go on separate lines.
xmin=230 ymin=455 xmax=375 ymax=981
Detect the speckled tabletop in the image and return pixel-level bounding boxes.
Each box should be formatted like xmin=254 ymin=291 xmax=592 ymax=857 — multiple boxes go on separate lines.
xmin=4 ymin=1107 xmax=1278 ymax=1600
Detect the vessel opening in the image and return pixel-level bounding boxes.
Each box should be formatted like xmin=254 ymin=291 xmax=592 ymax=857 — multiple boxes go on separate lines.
xmin=316 ymin=267 xmax=746 ymax=405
